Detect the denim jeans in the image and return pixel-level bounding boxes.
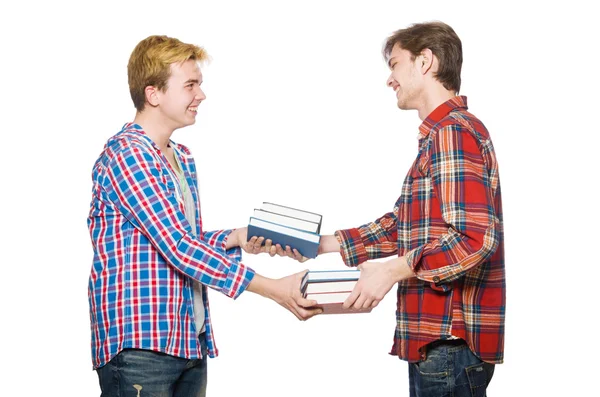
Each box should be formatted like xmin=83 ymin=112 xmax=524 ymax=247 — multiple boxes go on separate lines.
xmin=97 ymin=334 xmax=208 ymax=397
xmin=409 ymin=339 xmax=495 ymax=397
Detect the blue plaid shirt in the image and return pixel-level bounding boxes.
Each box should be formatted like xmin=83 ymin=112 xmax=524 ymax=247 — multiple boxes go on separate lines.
xmin=87 ymin=123 xmax=255 ymax=369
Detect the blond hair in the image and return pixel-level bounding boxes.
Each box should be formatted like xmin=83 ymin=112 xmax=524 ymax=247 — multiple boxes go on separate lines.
xmin=127 ymin=35 xmax=209 ymax=112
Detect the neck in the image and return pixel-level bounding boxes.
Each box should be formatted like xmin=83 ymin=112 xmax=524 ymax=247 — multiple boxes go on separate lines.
xmin=133 ymin=110 xmax=174 ymax=152
xmin=417 ymin=83 xmax=457 ymax=121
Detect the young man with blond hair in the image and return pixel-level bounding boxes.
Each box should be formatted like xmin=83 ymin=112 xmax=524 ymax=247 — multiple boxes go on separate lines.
xmin=87 ymin=35 xmax=319 ymax=397
xmin=312 ymin=22 xmax=505 ymax=396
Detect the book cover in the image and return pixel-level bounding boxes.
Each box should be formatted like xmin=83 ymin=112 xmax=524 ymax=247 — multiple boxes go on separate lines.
xmin=252 ymin=209 xmax=320 ymax=234
xmin=301 ymin=269 xmax=361 ymax=286
xmin=261 ymin=202 xmax=322 ymax=232
xmin=248 ymin=218 xmax=320 ymax=259
xmin=305 ymin=291 xmax=373 ymax=315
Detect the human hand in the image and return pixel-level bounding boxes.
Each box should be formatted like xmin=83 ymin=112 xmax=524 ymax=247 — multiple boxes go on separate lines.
xmin=234 ymin=227 xmax=277 ymax=256
xmin=271 ymin=270 xmax=323 ymax=320
xmin=343 ymin=261 xmax=398 ymax=311
xmin=248 ymin=270 xmax=322 ymax=320
xmin=274 ymin=244 xmax=310 ymax=263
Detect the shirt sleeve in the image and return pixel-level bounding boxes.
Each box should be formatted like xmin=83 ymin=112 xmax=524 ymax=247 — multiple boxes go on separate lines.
xmin=406 ymin=125 xmax=500 ymax=290
xmin=203 ymin=230 xmax=243 ymax=263
xmin=101 ymin=141 xmax=254 ymax=299
xmin=334 ymin=210 xmax=399 ymax=266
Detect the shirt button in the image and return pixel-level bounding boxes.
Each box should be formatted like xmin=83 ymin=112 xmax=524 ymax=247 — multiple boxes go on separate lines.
xmin=433 ymin=276 xmax=440 ymax=283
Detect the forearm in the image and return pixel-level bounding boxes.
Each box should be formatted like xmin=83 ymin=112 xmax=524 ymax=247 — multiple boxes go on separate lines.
xmin=318 ymin=235 xmax=340 ymax=255
xmin=246 ymin=273 xmax=275 ymax=299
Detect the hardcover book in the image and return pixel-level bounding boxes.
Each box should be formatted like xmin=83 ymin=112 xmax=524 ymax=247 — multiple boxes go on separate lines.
xmin=247 ymin=203 xmax=322 ymax=258
xmin=300 ymin=269 xmax=361 ymax=291
xmin=301 ymin=270 xmax=372 ymax=315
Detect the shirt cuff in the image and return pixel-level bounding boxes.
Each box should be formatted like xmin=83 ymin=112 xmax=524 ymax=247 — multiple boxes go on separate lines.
xmin=202 ymin=229 xmax=252 ymax=297
xmin=334 ymin=228 xmax=368 ymax=266
xmin=203 ymin=229 xmax=243 ymax=262
xmin=222 ymin=262 xmax=256 ymax=299
xmin=405 ymin=247 xmax=451 ymax=292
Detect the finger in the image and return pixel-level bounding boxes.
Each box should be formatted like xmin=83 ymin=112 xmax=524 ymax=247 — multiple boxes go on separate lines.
xmin=275 ymin=244 xmax=285 ymax=256
xmin=297 ymin=306 xmax=323 ymax=320
xmin=353 ymin=294 xmax=368 ymax=310
xmin=360 ymin=297 xmax=373 ymax=309
xmin=264 ymin=239 xmax=273 ymax=255
xmin=284 ymin=245 xmax=294 ymax=257
xmin=289 ymin=306 xmax=303 ymax=321
xmin=370 ymin=299 xmax=380 ymax=309
xmin=343 ymin=287 xmax=360 ymax=309
xmin=253 ymin=236 xmax=265 ymax=252
xmin=296 ymin=297 xmax=318 ymax=308
xmin=268 ymin=244 xmax=277 ymax=257
xmin=292 ymin=248 xmax=308 ymax=263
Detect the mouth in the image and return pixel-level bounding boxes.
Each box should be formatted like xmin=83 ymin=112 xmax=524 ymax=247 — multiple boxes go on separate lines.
xmin=188 ymin=106 xmax=198 ymax=113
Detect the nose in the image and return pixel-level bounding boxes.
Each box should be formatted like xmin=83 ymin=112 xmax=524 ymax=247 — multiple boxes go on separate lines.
xmin=195 ymin=85 xmax=206 ymax=101
xmin=387 ymin=73 xmax=395 ymax=87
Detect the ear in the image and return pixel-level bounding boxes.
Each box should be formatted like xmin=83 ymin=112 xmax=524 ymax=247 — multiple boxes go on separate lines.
xmin=144 ymin=86 xmax=160 ymax=107
xmin=419 ymin=48 xmax=434 ymax=75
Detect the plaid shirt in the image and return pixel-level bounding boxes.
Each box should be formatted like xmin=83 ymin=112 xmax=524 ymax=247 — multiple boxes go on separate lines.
xmin=335 ymin=96 xmax=505 ymax=363
xmin=87 ymin=123 xmax=255 ymax=369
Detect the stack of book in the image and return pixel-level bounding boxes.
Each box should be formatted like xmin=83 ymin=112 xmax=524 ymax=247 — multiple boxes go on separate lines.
xmin=301 ymin=269 xmax=372 ymax=314
xmin=247 ymin=202 xmax=322 ymax=258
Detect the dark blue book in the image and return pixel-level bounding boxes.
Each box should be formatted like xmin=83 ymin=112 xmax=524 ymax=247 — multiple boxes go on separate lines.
xmin=247 ymin=217 xmax=320 ymax=258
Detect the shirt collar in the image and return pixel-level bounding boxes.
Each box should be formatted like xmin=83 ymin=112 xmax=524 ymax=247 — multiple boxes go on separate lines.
xmin=121 ymin=122 xmax=177 ymax=152
xmin=418 ymin=96 xmax=468 ymax=139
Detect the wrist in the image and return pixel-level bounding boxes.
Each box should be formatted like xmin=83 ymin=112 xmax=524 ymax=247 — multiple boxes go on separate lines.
xmin=226 ymin=228 xmax=243 ymax=250
xmin=387 ymin=256 xmax=414 ymax=282
xmin=247 ymin=274 xmax=275 ymax=300
xmin=318 ymin=235 xmax=341 ymax=255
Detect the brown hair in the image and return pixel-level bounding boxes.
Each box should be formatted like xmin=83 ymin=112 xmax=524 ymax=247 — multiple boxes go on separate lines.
xmin=383 ymin=22 xmax=462 ymax=93
xmin=127 ymin=35 xmax=209 ymax=112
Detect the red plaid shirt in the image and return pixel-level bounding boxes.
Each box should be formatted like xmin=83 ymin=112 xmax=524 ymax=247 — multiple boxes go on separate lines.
xmin=335 ymin=96 xmax=505 ymax=363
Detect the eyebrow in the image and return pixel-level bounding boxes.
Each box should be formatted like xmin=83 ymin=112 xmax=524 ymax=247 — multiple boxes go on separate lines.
xmin=184 ymin=79 xmax=201 ymax=85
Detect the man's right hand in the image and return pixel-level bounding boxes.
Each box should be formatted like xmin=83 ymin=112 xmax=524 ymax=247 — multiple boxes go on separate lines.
xmin=247 ymin=270 xmax=323 ymax=321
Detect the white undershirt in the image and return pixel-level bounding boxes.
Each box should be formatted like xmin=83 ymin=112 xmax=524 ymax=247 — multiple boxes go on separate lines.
xmin=173 ymin=153 xmax=205 ymax=335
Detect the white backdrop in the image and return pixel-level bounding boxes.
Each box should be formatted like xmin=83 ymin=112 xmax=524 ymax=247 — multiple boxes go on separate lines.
xmin=1 ymin=0 xmax=598 ymax=395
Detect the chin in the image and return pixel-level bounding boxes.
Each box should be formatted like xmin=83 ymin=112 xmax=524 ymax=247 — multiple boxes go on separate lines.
xmin=397 ymin=100 xmax=411 ymax=110
xmin=182 ymin=117 xmax=197 ymax=127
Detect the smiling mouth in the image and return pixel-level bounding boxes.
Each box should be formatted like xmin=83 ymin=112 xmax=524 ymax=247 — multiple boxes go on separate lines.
xmin=188 ymin=106 xmax=198 ymax=112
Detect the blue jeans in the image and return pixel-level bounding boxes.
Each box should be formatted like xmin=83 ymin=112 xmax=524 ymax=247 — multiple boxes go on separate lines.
xmin=97 ymin=335 xmax=208 ymax=397
xmin=409 ymin=339 xmax=495 ymax=397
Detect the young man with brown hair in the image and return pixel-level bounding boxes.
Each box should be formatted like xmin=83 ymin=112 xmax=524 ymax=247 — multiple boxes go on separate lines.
xmin=314 ymin=22 xmax=505 ymax=396
xmin=87 ymin=35 xmax=320 ymax=397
